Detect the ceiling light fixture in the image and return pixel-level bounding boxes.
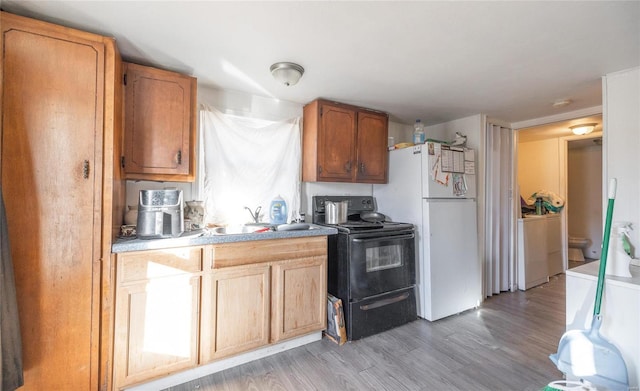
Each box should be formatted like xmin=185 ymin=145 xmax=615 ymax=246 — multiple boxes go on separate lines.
xmin=570 ymin=123 xmax=597 ymax=135
xmin=552 ymin=99 xmax=572 ymax=108
xmin=270 ymin=62 xmax=304 ymax=86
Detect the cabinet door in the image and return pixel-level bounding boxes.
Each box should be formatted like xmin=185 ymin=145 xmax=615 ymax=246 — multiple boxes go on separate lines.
xmin=200 ymin=264 xmax=271 ymax=362
xmin=318 ymin=103 xmax=357 ymax=182
xmin=113 ymin=248 xmax=202 ymax=388
xmin=123 ymin=62 xmax=196 ymax=181
xmin=355 ymin=111 xmax=389 ymax=183
xmin=1 ymin=12 xmax=105 ymax=390
xmin=271 ymin=256 xmax=327 ymax=343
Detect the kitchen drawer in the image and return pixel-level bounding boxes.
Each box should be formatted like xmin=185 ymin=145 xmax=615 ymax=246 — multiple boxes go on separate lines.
xmin=208 ymin=237 xmax=327 ymax=269
xmin=118 ymin=247 xmax=203 ymax=283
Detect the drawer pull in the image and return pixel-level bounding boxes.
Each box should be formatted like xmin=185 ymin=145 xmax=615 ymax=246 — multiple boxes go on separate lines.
xmin=360 ymin=292 xmax=410 ymax=311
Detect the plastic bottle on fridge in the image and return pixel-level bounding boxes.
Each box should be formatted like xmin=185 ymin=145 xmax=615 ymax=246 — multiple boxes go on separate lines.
xmin=413 ymin=119 xmax=425 ymax=144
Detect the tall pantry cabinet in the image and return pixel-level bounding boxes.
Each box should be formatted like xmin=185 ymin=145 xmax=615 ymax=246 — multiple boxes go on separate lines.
xmin=0 ymin=12 xmax=121 ymax=390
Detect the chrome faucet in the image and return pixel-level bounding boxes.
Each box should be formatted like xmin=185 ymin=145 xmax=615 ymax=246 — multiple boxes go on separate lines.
xmin=245 ymin=206 xmax=262 ymax=223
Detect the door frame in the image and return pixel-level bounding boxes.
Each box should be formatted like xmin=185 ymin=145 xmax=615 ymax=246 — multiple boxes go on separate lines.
xmin=511 ymin=106 xmax=603 ymax=281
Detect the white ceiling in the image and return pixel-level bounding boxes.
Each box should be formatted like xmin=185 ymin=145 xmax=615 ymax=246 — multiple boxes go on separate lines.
xmin=2 ymin=1 xmax=639 ymax=125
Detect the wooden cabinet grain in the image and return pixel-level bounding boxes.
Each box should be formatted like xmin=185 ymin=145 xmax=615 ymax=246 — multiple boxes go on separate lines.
xmin=113 ymin=248 xmax=203 ymax=389
xmin=271 ymin=256 xmax=327 ymax=342
xmin=123 ymin=62 xmax=197 ymax=182
xmin=113 ymin=237 xmax=328 ymax=387
xmin=303 ymin=99 xmax=388 ymax=184
xmin=200 ymin=263 xmax=271 ymax=362
xmin=0 ymin=11 xmax=119 ymax=390
xmin=202 ymin=236 xmax=328 ymax=360
xmin=355 ymin=111 xmax=389 ymax=183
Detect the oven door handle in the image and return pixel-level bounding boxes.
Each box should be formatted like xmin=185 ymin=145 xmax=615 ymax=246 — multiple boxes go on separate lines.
xmin=359 ymin=291 xmax=411 ymax=311
xmin=351 ymin=233 xmax=415 ymax=243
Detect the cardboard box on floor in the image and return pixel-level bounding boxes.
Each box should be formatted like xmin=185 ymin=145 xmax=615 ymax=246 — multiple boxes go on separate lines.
xmin=325 ymin=294 xmax=347 ymax=345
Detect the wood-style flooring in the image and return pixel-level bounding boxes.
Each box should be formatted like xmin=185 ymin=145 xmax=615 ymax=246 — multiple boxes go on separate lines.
xmin=166 ymin=274 xmax=567 ymax=391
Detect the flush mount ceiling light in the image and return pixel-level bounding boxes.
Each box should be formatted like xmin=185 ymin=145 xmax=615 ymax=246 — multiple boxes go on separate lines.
xmin=270 ymin=62 xmax=304 ymax=86
xmin=570 ymin=123 xmax=597 ymax=135
xmin=552 ymin=98 xmax=572 ymax=108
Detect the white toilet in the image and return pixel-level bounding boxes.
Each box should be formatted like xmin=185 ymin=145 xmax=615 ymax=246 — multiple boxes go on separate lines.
xmin=568 ymin=236 xmax=590 ymax=262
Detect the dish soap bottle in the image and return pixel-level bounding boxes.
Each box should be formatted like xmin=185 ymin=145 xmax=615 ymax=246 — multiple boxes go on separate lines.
xmin=270 ymin=195 xmax=287 ymax=225
xmin=413 ymin=119 xmax=425 ymax=144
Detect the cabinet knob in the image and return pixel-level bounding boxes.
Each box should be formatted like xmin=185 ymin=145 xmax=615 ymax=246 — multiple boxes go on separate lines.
xmin=176 ymin=150 xmax=182 ymax=165
xmin=344 ymin=161 xmax=352 ymax=173
xmin=359 ymin=162 xmax=365 ymax=174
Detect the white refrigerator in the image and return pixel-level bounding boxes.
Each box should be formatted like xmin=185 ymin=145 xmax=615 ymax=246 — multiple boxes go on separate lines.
xmin=373 ymin=142 xmax=480 ymax=321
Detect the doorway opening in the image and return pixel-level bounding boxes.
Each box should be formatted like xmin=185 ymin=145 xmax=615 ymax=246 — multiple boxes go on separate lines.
xmin=566 ymin=135 xmax=603 ymax=269
xmin=514 ymin=113 xmax=603 ymax=289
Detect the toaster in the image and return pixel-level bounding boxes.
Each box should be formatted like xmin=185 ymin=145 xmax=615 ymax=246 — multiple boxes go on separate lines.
xmin=136 ymin=189 xmax=184 ymax=239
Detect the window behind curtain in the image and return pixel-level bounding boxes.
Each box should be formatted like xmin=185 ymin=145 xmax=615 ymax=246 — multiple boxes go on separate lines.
xmin=198 ymin=106 xmax=301 ymax=226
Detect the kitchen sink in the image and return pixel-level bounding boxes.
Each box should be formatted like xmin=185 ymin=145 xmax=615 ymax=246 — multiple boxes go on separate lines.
xmin=210 ymin=223 xmax=273 ymax=235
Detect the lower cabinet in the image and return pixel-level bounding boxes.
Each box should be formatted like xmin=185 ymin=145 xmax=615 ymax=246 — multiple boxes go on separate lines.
xmin=271 ymin=256 xmax=327 ymax=343
xmin=113 ymin=247 xmax=203 ymax=389
xmin=112 ymin=236 xmax=328 ymax=388
xmin=200 ymin=263 xmax=271 ymax=362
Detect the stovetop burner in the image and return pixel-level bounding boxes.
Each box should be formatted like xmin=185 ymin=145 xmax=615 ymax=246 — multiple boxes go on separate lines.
xmin=312 ymin=195 xmax=414 ymax=233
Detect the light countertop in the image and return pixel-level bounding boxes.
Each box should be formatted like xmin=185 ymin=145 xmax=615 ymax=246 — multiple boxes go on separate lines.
xmin=112 ymin=224 xmax=337 ymax=253
xmin=566 ymin=260 xmax=640 ymax=291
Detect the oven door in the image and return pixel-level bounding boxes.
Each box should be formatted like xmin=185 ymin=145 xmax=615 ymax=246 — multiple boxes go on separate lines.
xmin=348 ymin=229 xmax=415 ymax=300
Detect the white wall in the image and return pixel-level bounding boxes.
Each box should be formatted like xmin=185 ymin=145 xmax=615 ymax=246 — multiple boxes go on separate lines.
xmin=424 ymin=115 xmax=482 ymax=151
xmin=518 ymin=139 xmax=561 ymax=200
xmin=388 ymin=121 xmax=413 ymax=145
xmin=568 ymin=144 xmax=603 ymax=258
xmin=604 ymin=66 xmax=640 ymax=251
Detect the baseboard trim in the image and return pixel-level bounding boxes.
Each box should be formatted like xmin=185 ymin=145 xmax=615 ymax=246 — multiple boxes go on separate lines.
xmin=126 ymin=332 xmax=322 ymax=391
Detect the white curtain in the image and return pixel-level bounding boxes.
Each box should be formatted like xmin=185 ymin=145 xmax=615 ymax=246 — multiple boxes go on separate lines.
xmin=199 ymin=106 xmax=301 ymax=226
xmin=484 ymin=122 xmax=514 ymax=297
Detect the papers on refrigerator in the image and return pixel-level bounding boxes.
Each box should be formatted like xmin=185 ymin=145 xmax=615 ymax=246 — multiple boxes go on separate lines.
xmin=428 ymin=142 xmax=474 ymax=186
xmin=428 ymin=142 xmax=449 ymax=185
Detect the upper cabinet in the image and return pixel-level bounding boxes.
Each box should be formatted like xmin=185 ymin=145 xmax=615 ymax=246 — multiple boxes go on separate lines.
xmin=302 ymin=99 xmax=389 ymax=184
xmin=122 ymin=62 xmax=197 ymax=182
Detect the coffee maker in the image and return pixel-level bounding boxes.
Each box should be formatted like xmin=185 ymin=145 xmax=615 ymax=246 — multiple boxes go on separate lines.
xmin=136 ymin=189 xmax=184 ymax=239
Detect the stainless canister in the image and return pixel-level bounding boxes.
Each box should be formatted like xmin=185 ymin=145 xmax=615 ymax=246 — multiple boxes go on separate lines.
xmin=326 ymin=201 xmax=348 ymax=224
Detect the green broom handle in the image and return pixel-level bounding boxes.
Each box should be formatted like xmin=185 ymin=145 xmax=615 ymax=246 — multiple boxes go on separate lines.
xmin=594 ymin=178 xmax=616 ymax=316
